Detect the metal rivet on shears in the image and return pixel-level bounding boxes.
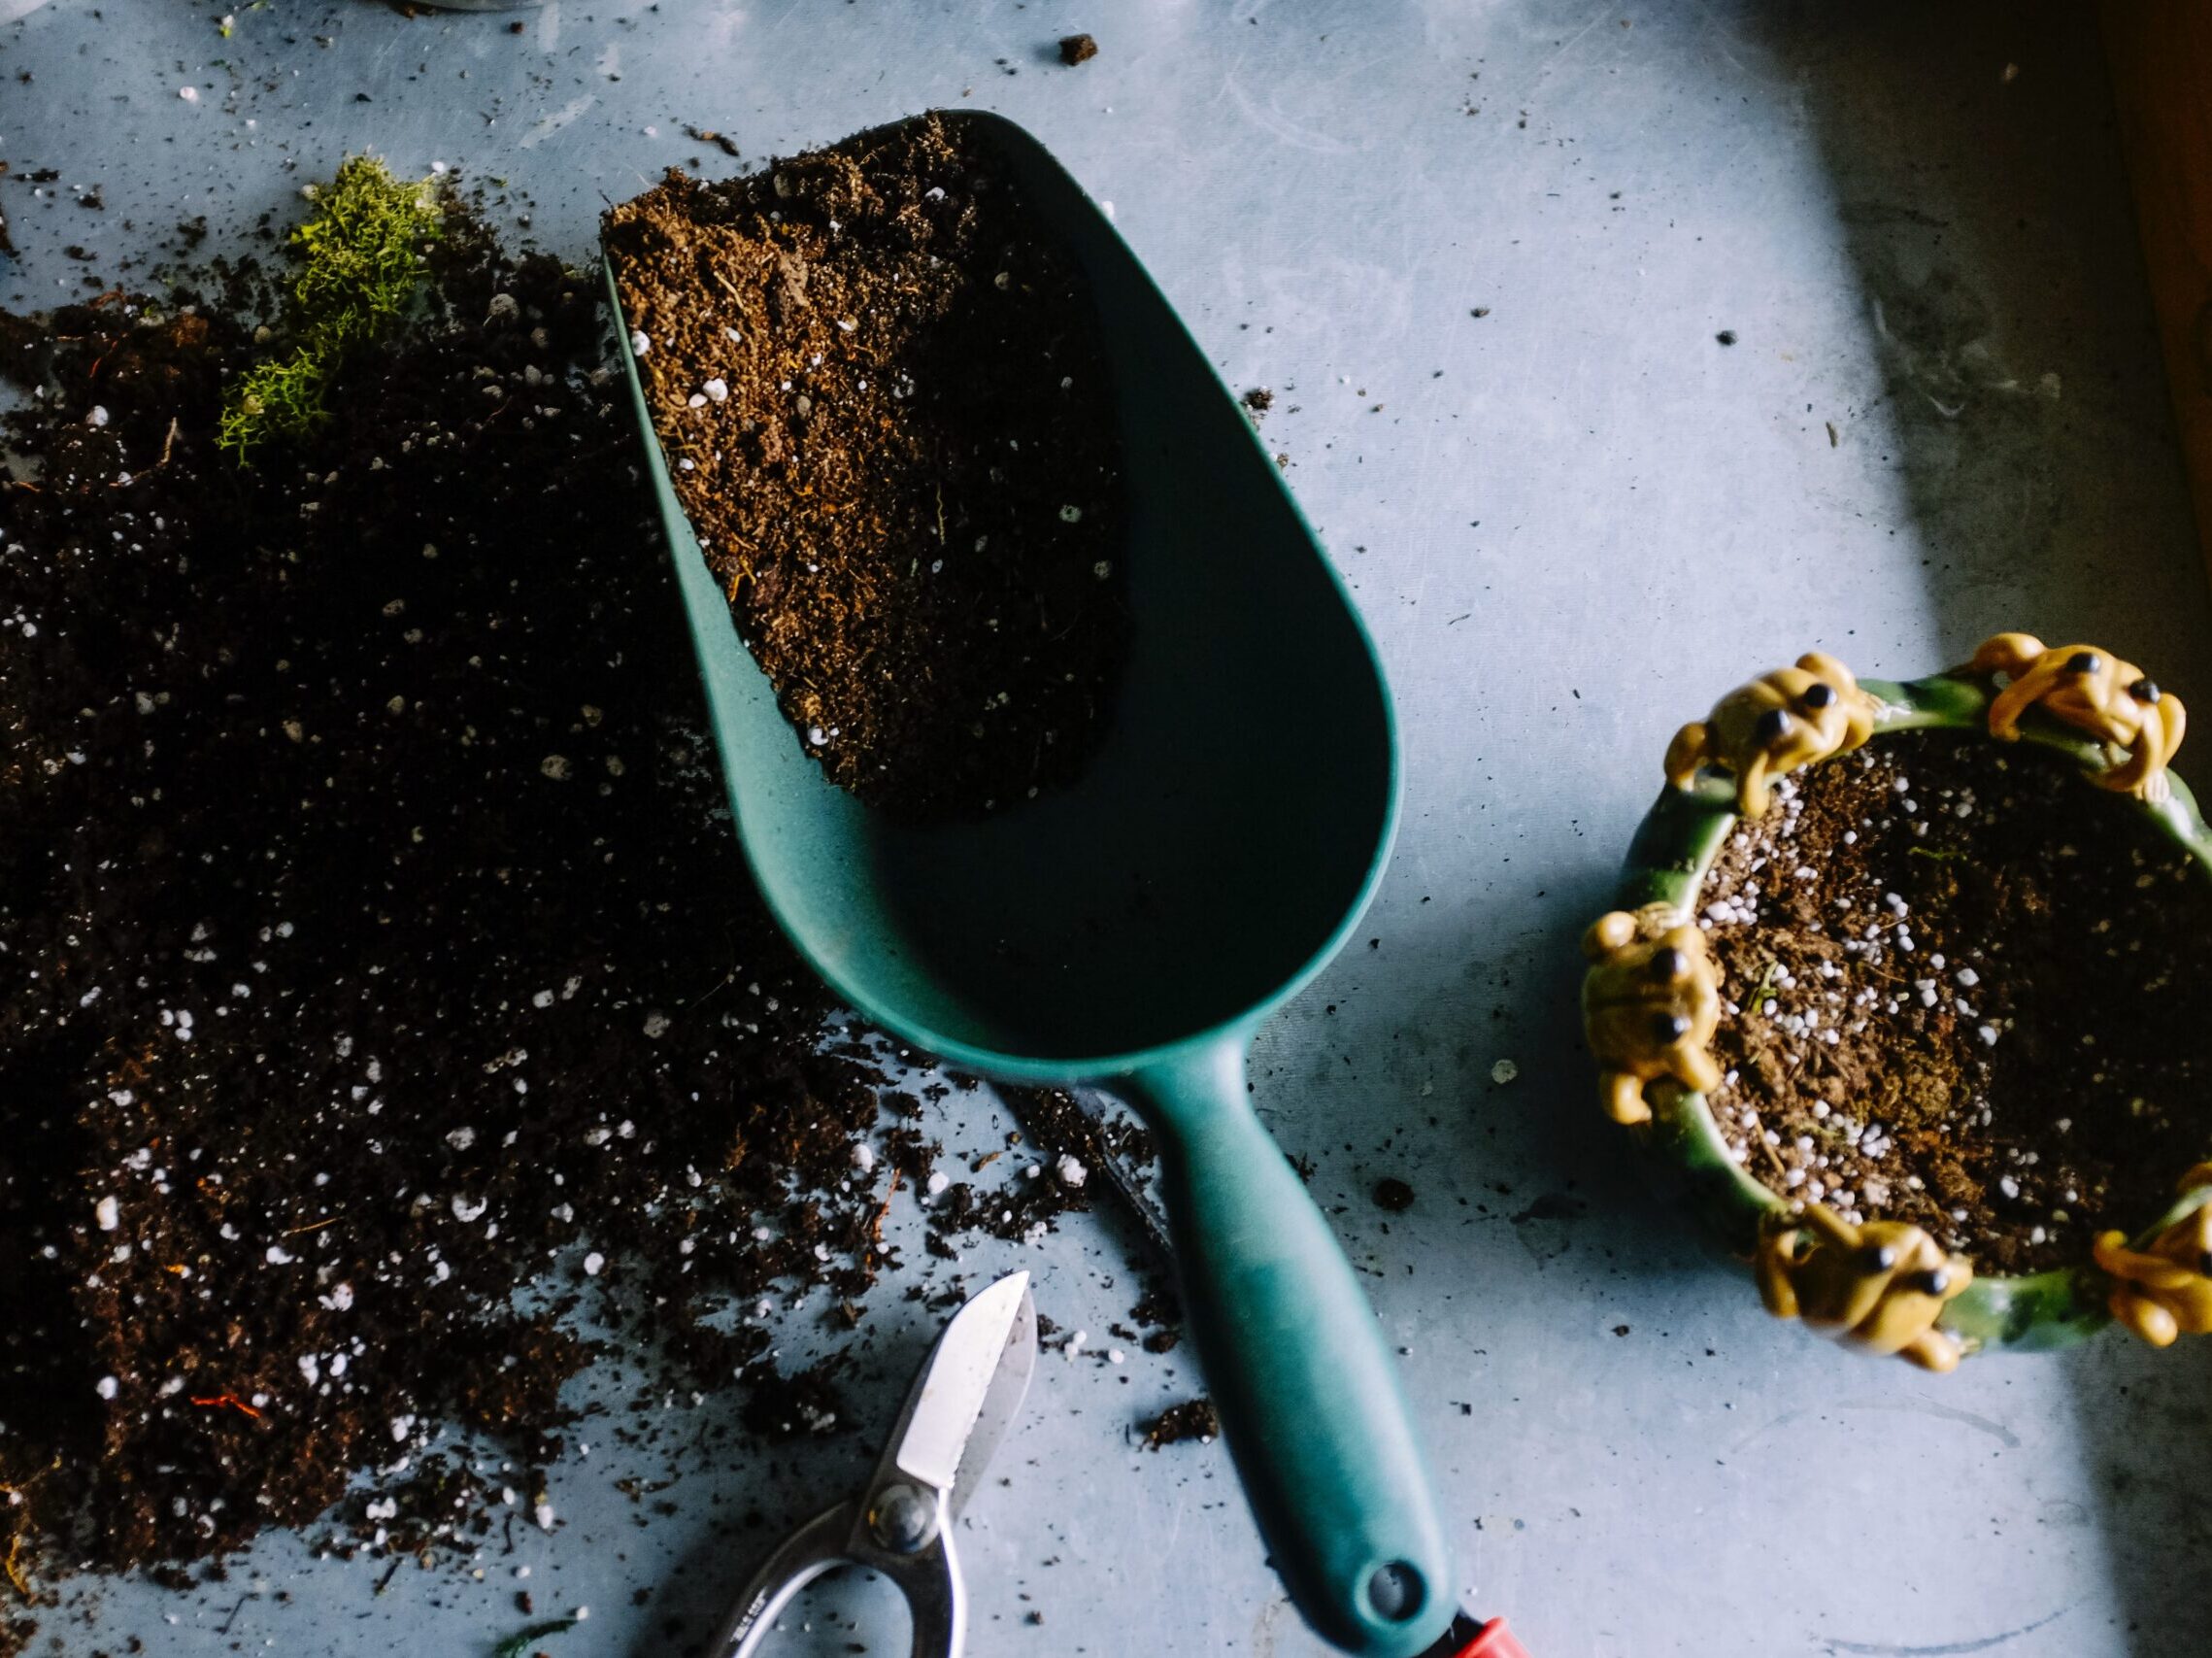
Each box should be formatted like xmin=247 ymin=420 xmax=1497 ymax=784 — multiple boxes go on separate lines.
xmin=867 ymin=1483 xmax=934 ymax=1554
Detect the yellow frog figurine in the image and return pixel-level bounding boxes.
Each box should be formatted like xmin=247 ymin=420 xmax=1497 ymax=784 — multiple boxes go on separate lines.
xmin=2092 ymin=1165 xmax=2212 ymax=1348
xmin=1664 ymin=652 xmax=1877 ymax=819
xmin=1755 ymin=1204 xmax=1972 ymax=1372
xmin=1969 ymin=631 xmax=2186 ymax=802
xmin=1580 ymin=907 xmax=1722 ymax=1127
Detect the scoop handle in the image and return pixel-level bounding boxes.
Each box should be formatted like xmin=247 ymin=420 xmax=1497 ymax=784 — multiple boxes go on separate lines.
xmin=1121 ymin=1037 xmax=1452 ymax=1657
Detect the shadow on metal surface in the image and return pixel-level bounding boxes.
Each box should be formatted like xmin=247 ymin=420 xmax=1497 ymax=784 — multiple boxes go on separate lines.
xmin=1745 ymin=5 xmax=2212 ymax=1654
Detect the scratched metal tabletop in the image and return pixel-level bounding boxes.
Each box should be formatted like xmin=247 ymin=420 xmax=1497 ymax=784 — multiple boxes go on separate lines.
xmin=4 ymin=2 xmax=2209 ymax=1655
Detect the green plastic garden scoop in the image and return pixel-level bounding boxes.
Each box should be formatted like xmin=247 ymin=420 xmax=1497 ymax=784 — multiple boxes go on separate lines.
xmin=604 ymin=110 xmax=1450 ymax=1658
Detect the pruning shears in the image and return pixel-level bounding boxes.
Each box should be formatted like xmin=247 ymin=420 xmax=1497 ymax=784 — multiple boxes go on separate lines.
xmin=705 ymin=1270 xmax=1038 ymax=1657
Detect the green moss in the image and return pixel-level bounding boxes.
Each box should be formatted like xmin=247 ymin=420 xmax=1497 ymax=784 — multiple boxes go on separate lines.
xmin=218 ymin=155 xmax=442 ymax=462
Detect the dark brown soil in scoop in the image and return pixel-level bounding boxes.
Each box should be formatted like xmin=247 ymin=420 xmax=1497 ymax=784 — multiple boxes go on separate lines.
xmin=604 ymin=115 xmax=1129 ymax=820
xmin=0 ymin=191 xmax=1156 ymax=1651
xmin=1696 ymin=729 xmax=2212 ymax=1275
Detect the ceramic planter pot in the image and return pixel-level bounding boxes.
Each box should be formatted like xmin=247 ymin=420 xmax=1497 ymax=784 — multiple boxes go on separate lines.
xmin=1586 ymin=635 xmax=2212 ymax=1366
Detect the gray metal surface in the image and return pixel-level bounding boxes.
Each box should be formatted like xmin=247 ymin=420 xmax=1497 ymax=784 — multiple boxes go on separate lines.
xmin=5 ymin=3 xmax=2210 ymax=1655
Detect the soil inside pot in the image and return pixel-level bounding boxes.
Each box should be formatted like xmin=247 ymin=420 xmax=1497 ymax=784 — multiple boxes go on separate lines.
xmin=1695 ymin=728 xmax=2212 ymax=1275
xmin=603 ymin=115 xmax=1130 ymax=821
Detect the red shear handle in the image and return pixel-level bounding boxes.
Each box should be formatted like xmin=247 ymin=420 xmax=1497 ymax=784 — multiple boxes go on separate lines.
xmin=1453 ymin=1618 xmax=1530 ymax=1658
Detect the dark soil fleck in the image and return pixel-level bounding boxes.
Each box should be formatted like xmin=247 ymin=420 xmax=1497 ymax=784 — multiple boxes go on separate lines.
xmin=1058 ymin=33 xmax=1100 ymax=66
xmin=604 ymin=115 xmax=1129 ymax=820
xmin=1372 ymin=1177 xmax=1416 ymax=1212
xmin=1240 ymin=387 xmax=1273 ymax=416
xmin=1698 ymin=730 xmax=2212 ymax=1273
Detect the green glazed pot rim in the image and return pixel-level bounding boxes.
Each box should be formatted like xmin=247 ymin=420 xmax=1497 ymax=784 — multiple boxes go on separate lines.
xmin=1612 ymin=667 xmax=2212 ymax=1354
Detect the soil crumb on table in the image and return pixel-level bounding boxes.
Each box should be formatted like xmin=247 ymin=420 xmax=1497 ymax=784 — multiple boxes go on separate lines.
xmin=604 ymin=114 xmax=1129 ymax=820
xmin=1141 ymin=1398 xmax=1217 ymax=1448
xmin=1058 ymin=33 xmax=1100 ymax=66
xmin=1697 ymin=730 xmax=2212 ymax=1274
xmin=0 ymin=184 xmax=1141 ymax=1642
xmin=683 ymin=124 xmax=742 ymax=158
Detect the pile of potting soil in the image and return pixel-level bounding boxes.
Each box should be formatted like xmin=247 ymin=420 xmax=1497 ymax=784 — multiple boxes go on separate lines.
xmin=0 ymin=192 xmax=1151 ymax=1650
xmin=605 ymin=114 xmax=1130 ymax=820
xmin=1696 ymin=730 xmax=2212 ymax=1274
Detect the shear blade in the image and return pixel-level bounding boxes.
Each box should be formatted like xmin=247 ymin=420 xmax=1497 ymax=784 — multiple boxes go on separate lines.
xmin=949 ymin=1280 xmax=1036 ymax=1514
xmin=892 ymin=1271 xmax=1036 ymax=1497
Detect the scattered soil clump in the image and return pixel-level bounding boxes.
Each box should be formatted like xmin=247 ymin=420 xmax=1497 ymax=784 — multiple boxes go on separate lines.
xmin=1058 ymin=33 xmax=1100 ymax=66
xmin=604 ymin=114 xmax=1129 ymax=819
xmin=1696 ymin=731 xmax=2212 ymax=1273
xmin=1141 ymin=1398 xmax=1217 ymax=1448
xmin=683 ymin=125 xmax=742 ymax=159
